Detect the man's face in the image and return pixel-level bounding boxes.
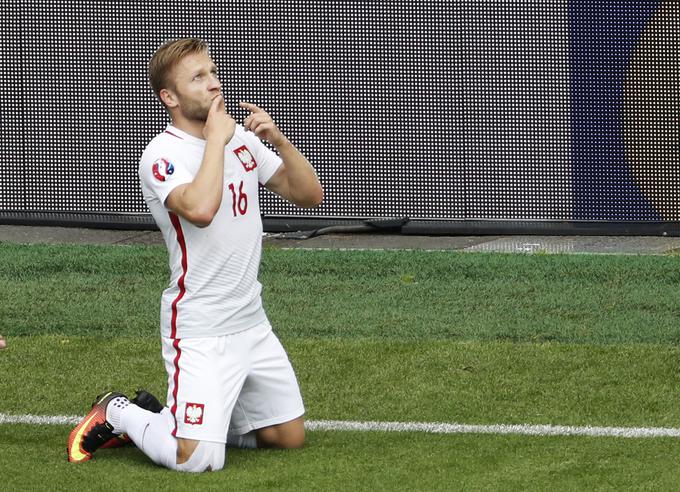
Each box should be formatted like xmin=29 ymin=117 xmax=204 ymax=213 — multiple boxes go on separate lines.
xmin=168 ymin=51 xmax=222 ymax=121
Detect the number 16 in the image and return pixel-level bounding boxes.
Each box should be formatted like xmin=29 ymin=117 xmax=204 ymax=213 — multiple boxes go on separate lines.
xmin=228 ymin=181 xmax=248 ymax=217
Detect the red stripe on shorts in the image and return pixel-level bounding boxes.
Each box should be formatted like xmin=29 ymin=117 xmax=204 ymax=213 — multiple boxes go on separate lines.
xmin=170 ymin=337 xmax=182 ymax=437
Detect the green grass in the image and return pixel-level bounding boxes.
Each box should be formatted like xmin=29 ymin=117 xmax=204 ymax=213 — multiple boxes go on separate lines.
xmin=3 ymin=425 xmax=680 ymax=491
xmin=2 ymin=243 xmax=680 ymax=344
xmin=1 ymin=243 xmax=680 ymax=490
xmin=2 ymin=337 xmax=680 ymax=428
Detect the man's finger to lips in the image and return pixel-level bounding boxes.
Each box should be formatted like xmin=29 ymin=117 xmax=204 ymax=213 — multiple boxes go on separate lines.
xmin=210 ymin=95 xmax=223 ymax=112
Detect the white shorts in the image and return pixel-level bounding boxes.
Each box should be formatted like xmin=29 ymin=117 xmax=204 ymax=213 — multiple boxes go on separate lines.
xmin=161 ymin=320 xmax=305 ymax=443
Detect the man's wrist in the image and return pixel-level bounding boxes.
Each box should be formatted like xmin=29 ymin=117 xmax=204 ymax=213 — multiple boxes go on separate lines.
xmin=205 ymin=134 xmax=228 ymax=148
xmin=274 ymin=136 xmax=293 ymax=151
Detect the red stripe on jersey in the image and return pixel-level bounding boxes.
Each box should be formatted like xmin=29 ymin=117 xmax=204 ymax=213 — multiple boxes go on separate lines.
xmin=169 ymin=212 xmax=188 ymax=339
xmin=170 ymin=338 xmax=182 ymax=437
xmin=168 ymin=212 xmax=187 ymax=437
xmin=164 ymin=130 xmax=183 ymax=140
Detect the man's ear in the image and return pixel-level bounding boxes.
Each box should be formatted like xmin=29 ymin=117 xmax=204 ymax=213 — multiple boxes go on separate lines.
xmin=160 ymin=88 xmax=179 ymax=109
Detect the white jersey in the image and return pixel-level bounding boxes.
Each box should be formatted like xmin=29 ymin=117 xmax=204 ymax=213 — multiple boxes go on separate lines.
xmin=139 ymin=124 xmax=282 ymax=339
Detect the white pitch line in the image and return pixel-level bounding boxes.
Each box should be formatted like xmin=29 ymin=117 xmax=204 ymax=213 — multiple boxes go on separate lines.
xmin=0 ymin=414 xmax=81 ymax=426
xmin=305 ymin=420 xmax=680 ymax=439
xmin=2 ymin=413 xmax=680 ymax=439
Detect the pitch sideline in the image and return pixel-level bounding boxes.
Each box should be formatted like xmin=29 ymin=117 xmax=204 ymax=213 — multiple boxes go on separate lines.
xmin=2 ymin=413 xmax=680 ymax=439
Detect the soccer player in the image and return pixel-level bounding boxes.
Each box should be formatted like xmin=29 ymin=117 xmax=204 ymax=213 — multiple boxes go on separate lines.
xmin=67 ymin=38 xmax=323 ymax=472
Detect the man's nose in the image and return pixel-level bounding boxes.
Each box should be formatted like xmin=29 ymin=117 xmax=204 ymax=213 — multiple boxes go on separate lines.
xmin=208 ymin=75 xmax=221 ymax=91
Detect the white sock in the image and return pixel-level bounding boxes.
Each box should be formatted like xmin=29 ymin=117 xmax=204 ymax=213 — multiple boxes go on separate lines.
xmin=120 ymin=405 xmax=178 ymax=470
xmin=105 ymin=396 xmax=130 ymax=434
xmin=227 ymin=430 xmax=258 ymax=449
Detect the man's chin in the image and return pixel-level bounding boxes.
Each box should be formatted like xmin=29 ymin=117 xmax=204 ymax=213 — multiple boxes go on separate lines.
xmin=183 ymin=110 xmax=209 ymax=123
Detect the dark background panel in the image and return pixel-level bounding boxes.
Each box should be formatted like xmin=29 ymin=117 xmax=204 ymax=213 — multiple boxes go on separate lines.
xmin=11 ymin=1 xmax=459 ymax=218
xmin=0 ymin=0 xmax=24 ymax=210
xmin=461 ymin=1 xmax=572 ymax=220
xmin=0 ymin=1 xmax=677 ymax=233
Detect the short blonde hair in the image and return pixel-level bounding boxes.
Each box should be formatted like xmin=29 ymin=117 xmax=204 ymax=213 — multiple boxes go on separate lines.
xmin=148 ymin=38 xmax=209 ymax=100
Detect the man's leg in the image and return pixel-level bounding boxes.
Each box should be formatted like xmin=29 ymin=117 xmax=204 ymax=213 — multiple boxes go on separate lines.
xmin=160 ymin=333 xmax=249 ymax=470
xmin=69 ymin=331 xmax=241 ymax=472
xmin=117 ymin=400 xmax=178 ymax=469
xmin=227 ymin=416 xmax=305 ymax=449
xmin=67 ymin=392 xmax=178 ymax=467
xmin=113 ymin=395 xmax=225 ymax=472
xmin=255 ymin=416 xmax=305 ymax=449
xmin=68 ymin=391 xmax=225 ymax=472
xmin=227 ymin=322 xmax=306 ymax=450
xmin=174 ymin=438 xmax=224 ymax=472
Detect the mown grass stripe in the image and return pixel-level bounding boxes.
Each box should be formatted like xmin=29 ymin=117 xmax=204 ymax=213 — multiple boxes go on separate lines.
xmin=5 ymin=244 xmax=680 ymax=344
xmin=4 ymin=413 xmax=680 ymax=439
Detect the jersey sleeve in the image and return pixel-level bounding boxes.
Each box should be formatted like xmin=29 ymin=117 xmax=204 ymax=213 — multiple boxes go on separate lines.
xmin=139 ymin=152 xmax=194 ymax=208
xmin=240 ymin=128 xmax=283 ymax=185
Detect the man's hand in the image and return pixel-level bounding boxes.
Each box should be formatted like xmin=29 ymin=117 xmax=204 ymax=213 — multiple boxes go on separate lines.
xmin=240 ymin=102 xmax=286 ymax=148
xmin=0 ymin=335 xmax=6 ymax=349
xmin=203 ymin=95 xmax=236 ymax=145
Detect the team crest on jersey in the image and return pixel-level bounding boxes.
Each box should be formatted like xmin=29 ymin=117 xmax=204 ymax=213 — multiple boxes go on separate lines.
xmin=152 ymin=158 xmax=175 ymax=182
xmin=184 ymin=402 xmax=205 ymax=425
xmin=233 ymin=145 xmax=257 ymax=172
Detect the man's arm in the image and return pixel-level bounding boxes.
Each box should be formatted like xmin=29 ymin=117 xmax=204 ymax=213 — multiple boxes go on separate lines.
xmin=166 ymin=95 xmax=236 ymax=227
xmin=240 ymin=102 xmax=323 ymax=208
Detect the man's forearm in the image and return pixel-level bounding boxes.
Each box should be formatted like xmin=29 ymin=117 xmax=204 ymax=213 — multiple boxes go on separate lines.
xmin=169 ymin=93 xmax=234 ymax=225
xmin=179 ymin=139 xmax=226 ymax=219
xmin=275 ymin=138 xmax=322 ymax=206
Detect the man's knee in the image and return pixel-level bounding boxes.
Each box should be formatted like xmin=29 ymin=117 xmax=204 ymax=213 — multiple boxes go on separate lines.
xmin=256 ymin=417 xmax=305 ymax=449
xmin=176 ymin=439 xmax=225 ymax=473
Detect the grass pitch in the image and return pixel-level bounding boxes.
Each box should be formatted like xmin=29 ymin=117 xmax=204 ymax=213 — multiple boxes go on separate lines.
xmin=1 ymin=243 xmax=680 ymax=490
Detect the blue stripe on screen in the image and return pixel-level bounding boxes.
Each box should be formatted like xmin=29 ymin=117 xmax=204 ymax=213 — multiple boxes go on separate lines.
xmin=569 ymin=0 xmax=660 ymax=220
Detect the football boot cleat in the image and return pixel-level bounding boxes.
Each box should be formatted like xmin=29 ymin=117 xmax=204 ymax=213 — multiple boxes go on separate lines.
xmin=67 ymin=391 xmax=127 ymax=463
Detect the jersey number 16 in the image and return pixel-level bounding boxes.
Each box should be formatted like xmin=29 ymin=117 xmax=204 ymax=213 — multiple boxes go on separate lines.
xmin=228 ymin=181 xmax=248 ymax=217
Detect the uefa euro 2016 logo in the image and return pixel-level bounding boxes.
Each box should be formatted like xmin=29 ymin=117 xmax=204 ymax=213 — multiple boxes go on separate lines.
xmin=152 ymin=158 xmax=175 ymax=182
